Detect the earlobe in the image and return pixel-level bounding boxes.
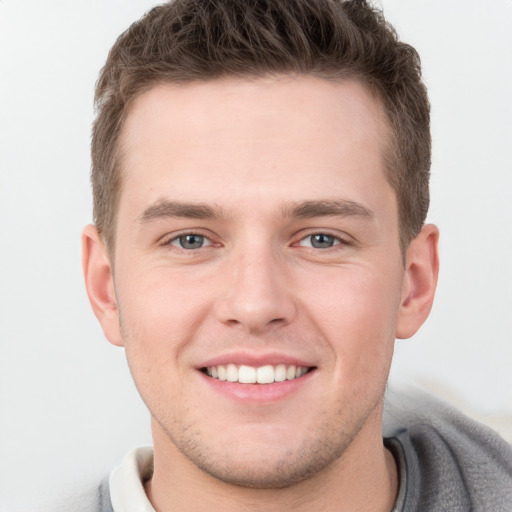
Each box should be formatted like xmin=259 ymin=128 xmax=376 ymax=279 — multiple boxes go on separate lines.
xmin=82 ymin=225 xmax=124 ymax=347
xmin=395 ymin=224 xmax=439 ymax=339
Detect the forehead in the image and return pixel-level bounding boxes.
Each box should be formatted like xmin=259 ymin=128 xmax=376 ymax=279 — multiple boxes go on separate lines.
xmin=121 ymin=75 xmax=389 ymax=155
xmin=117 ymin=75 xmax=394 ymax=220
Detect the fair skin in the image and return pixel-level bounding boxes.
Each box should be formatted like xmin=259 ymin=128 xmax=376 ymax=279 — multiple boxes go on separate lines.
xmin=83 ymin=76 xmax=439 ymax=512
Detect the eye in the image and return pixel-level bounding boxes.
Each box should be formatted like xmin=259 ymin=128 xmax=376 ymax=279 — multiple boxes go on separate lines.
xmin=169 ymin=233 xmax=212 ymax=250
xmin=300 ymin=233 xmax=341 ymax=249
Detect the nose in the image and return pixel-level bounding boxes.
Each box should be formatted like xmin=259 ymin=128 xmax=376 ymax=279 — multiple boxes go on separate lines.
xmin=214 ymin=245 xmax=297 ymax=334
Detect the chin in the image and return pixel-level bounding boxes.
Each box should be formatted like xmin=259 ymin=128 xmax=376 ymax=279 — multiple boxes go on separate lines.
xmin=163 ymin=419 xmax=356 ymax=489
xmin=188 ymin=447 xmax=346 ymax=489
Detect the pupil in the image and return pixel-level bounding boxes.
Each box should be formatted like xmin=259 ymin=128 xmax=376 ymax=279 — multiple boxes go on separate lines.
xmin=180 ymin=234 xmax=203 ymax=249
xmin=311 ymin=234 xmax=334 ymax=248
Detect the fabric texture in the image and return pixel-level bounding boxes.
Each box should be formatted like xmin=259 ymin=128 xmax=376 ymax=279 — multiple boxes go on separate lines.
xmin=95 ymin=388 xmax=512 ymax=511
xmin=97 ymin=476 xmax=114 ymax=512
xmin=109 ymin=446 xmax=154 ymax=512
xmin=383 ymin=387 xmax=512 ymax=511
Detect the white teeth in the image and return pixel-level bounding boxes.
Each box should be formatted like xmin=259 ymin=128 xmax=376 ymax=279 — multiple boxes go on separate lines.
xmin=226 ymin=363 xmax=238 ymax=382
xmin=296 ymin=366 xmax=306 ymax=378
xmin=256 ymin=365 xmax=274 ymax=384
xmin=205 ymin=364 xmax=310 ymax=384
xmin=286 ymin=365 xmax=296 ymax=380
xmin=217 ymin=365 xmax=227 ymax=381
xmin=239 ymin=365 xmax=257 ymax=383
xmin=274 ymin=364 xmax=287 ymax=382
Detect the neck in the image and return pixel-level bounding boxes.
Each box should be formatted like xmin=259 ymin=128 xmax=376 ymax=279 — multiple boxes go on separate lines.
xmin=145 ymin=411 xmax=398 ymax=512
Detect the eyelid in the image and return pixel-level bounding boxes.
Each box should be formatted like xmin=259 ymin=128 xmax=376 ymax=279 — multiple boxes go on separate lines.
xmin=169 ymin=234 xmax=212 ymax=249
xmin=299 ymin=234 xmax=340 ymax=248
xmin=159 ymin=229 xmax=220 ymax=249
xmin=293 ymin=230 xmax=353 ymax=247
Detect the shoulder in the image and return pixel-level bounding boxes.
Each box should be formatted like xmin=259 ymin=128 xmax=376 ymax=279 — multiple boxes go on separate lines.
xmin=97 ymin=475 xmax=114 ymax=512
xmin=383 ymin=386 xmax=512 ymax=511
xmin=79 ymin=447 xmax=153 ymax=512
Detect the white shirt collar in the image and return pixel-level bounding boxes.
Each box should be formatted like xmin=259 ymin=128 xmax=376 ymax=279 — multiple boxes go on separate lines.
xmin=109 ymin=446 xmax=155 ymax=512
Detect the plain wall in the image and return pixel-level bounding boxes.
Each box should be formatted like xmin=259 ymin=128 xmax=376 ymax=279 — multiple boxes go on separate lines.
xmin=1 ymin=1 xmax=511 ymax=510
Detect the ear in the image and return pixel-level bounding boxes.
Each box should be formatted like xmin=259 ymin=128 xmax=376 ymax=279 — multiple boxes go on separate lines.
xmin=396 ymin=224 xmax=439 ymax=339
xmin=82 ymin=225 xmax=123 ymax=347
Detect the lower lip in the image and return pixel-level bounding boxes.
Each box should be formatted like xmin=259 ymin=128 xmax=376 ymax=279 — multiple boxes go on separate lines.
xmin=198 ymin=370 xmax=315 ymax=403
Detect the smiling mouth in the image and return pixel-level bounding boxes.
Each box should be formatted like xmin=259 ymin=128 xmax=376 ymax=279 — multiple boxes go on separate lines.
xmin=202 ymin=364 xmax=315 ymax=384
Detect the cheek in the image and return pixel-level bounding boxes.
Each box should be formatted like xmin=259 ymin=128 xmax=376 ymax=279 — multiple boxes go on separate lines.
xmin=115 ymin=268 xmax=213 ymax=382
xmin=299 ymin=265 xmax=402 ymax=369
xmin=118 ymin=267 xmax=209 ymax=334
xmin=117 ymin=271 xmax=208 ymax=417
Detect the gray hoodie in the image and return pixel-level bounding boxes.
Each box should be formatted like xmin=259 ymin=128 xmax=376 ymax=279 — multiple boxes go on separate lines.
xmin=94 ymin=388 xmax=512 ymax=511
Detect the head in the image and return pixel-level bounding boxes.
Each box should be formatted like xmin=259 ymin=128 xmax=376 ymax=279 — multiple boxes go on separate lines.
xmin=91 ymin=0 xmax=430 ymax=257
xmin=83 ymin=0 xmax=438 ymax=497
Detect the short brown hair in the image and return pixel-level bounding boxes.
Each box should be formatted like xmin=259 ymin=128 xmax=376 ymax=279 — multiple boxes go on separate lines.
xmin=92 ymin=0 xmax=430 ymax=255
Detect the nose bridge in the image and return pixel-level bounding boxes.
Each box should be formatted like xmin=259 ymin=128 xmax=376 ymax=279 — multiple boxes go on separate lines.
xmin=215 ymin=237 xmax=296 ymax=332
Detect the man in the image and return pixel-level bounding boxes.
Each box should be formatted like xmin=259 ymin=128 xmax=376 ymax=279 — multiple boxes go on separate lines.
xmin=82 ymin=0 xmax=512 ymax=510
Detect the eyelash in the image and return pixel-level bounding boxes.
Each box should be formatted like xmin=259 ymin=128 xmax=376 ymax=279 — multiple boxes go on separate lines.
xmin=295 ymin=232 xmax=351 ymax=250
xmin=161 ymin=231 xmax=217 ymax=251
xmin=160 ymin=231 xmax=351 ymax=252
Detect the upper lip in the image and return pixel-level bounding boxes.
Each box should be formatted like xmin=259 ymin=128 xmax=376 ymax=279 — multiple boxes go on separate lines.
xmin=197 ymin=351 xmax=316 ymax=369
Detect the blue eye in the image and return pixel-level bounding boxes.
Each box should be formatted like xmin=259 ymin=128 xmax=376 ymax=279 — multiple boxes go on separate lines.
xmin=170 ymin=234 xmax=210 ymax=249
xmin=300 ymin=233 xmax=340 ymax=249
xmin=310 ymin=234 xmax=337 ymax=248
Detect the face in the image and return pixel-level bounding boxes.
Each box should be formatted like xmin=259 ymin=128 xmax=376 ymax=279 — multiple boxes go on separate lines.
xmin=93 ymin=77 xmax=414 ymax=487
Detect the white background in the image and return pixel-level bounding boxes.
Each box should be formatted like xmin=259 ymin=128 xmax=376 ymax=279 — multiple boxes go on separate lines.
xmin=0 ymin=1 xmax=511 ymax=510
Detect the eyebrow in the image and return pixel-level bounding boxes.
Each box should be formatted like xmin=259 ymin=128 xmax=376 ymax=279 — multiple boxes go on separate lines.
xmin=137 ymin=198 xmax=374 ymax=224
xmin=137 ymin=200 xmax=224 ymax=223
xmin=282 ymin=199 xmax=374 ymax=220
